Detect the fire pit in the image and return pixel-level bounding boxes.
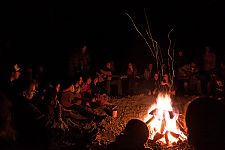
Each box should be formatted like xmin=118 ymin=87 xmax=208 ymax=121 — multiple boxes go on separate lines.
xmin=89 ymin=95 xmax=193 ymax=149
xmin=144 ymin=93 xmax=187 ymax=145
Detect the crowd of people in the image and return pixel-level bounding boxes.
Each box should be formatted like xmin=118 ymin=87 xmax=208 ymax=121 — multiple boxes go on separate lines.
xmin=0 ymin=59 xmax=125 ymax=149
xmin=64 ymin=45 xmax=225 ymax=100
xmin=175 ymin=46 xmax=225 ymax=98
xmin=0 ymin=44 xmax=225 ymax=149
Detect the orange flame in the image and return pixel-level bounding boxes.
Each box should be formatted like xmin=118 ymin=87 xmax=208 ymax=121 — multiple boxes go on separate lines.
xmin=144 ymin=93 xmax=187 ymax=145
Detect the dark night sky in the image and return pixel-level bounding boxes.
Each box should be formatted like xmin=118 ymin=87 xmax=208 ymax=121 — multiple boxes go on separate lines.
xmin=0 ymin=0 xmax=225 ymax=75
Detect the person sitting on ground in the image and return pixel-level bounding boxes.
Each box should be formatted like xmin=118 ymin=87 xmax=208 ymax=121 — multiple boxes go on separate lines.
xmin=179 ymin=61 xmax=201 ymax=95
xmin=97 ymin=61 xmax=113 ymax=96
xmin=12 ymin=79 xmax=49 ymax=150
xmin=74 ymin=81 xmax=82 ymax=96
xmin=148 ymin=72 xmax=160 ymax=96
xmin=61 ymin=81 xmax=106 ymax=122
xmin=61 ymin=81 xmax=82 ymax=108
xmin=81 ymin=76 xmax=92 ymax=99
xmin=143 ymin=63 xmax=154 ymax=90
xmin=91 ymin=77 xmax=101 ymax=96
xmin=44 ymin=82 xmax=68 ymax=130
xmin=84 ymin=92 xmax=117 ymax=117
xmin=107 ymin=119 xmax=151 ymax=150
xmin=159 ymin=73 xmax=175 ymax=96
xmin=88 ymin=92 xmax=114 ymax=107
xmin=72 ymin=76 xmax=83 ymax=97
xmin=208 ymin=72 xmax=224 ymax=99
xmin=127 ymin=62 xmax=138 ymax=95
xmin=185 ymin=97 xmax=225 ymax=150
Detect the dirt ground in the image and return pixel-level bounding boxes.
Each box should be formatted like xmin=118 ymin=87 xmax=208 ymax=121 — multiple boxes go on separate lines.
xmin=93 ymin=95 xmax=198 ymax=150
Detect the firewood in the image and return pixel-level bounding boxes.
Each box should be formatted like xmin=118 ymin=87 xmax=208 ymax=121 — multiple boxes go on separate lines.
xmin=149 ymin=108 xmax=158 ymax=115
xmin=168 ymin=111 xmax=175 ymax=119
xmin=160 ymin=118 xmax=166 ymax=133
xmin=153 ymin=132 xmax=164 ymax=141
xmin=176 ymin=120 xmax=187 ymax=134
xmin=170 ymin=131 xmax=180 ymax=139
xmin=145 ymin=116 xmax=155 ymax=125
xmin=165 ymin=131 xmax=169 ymax=145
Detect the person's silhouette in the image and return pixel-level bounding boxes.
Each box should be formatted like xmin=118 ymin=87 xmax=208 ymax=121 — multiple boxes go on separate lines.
xmin=107 ymin=119 xmax=151 ymax=150
xmin=186 ymin=97 xmax=225 ymax=150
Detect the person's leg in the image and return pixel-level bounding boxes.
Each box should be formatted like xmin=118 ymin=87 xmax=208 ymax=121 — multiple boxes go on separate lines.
xmin=115 ymin=79 xmax=123 ymax=96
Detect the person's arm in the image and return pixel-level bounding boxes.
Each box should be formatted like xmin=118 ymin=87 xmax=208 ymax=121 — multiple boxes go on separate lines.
xmin=100 ymin=69 xmax=107 ymax=75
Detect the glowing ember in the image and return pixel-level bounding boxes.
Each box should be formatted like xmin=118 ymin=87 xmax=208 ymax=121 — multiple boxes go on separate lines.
xmin=144 ymin=93 xmax=187 ymax=145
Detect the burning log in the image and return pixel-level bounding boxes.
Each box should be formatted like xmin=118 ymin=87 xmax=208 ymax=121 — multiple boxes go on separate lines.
xmin=168 ymin=111 xmax=175 ymax=119
xmin=149 ymin=108 xmax=158 ymax=115
xmin=165 ymin=131 xmax=180 ymax=145
xmin=169 ymin=131 xmax=180 ymax=139
xmin=165 ymin=131 xmax=169 ymax=145
xmin=144 ymin=94 xmax=187 ymax=145
xmin=145 ymin=116 xmax=155 ymax=125
xmin=153 ymin=132 xmax=164 ymax=142
xmin=149 ymin=109 xmax=174 ymax=119
xmin=160 ymin=118 xmax=166 ymax=134
xmin=176 ymin=119 xmax=187 ymax=134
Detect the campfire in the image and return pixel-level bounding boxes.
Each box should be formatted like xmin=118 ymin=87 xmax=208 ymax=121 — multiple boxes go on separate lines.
xmin=144 ymin=93 xmax=187 ymax=145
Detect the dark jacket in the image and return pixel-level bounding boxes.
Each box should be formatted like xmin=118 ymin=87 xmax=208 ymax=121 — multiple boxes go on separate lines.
xmin=12 ymin=95 xmax=49 ymax=149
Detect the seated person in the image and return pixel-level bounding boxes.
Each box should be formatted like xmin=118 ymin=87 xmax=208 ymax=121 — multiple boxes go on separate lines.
xmin=209 ymin=72 xmax=224 ymax=99
xmin=96 ymin=62 xmax=112 ymax=95
xmin=127 ymin=62 xmax=138 ymax=95
xmin=12 ymin=79 xmax=49 ymax=149
xmin=159 ymin=73 xmax=175 ymax=96
xmin=89 ymin=93 xmax=113 ymax=106
xmin=61 ymin=82 xmax=81 ymax=108
xmin=81 ymin=76 xmax=92 ymax=98
xmin=186 ymin=97 xmax=225 ymax=150
xmin=107 ymin=119 xmax=151 ymax=150
xmin=148 ymin=72 xmax=160 ymax=96
xmin=86 ymin=92 xmax=117 ymax=116
xmin=184 ymin=62 xmax=201 ymax=95
xmin=176 ymin=61 xmax=201 ymax=95
xmin=91 ymin=77 xmax=101 ymax=96
xmin=74 ymin=81 xmax=82 ymax=98
xmin=61 ymin=81 xmax=106 ymax=122
xmin=43 ymin=82 xmax=68 ymax=129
